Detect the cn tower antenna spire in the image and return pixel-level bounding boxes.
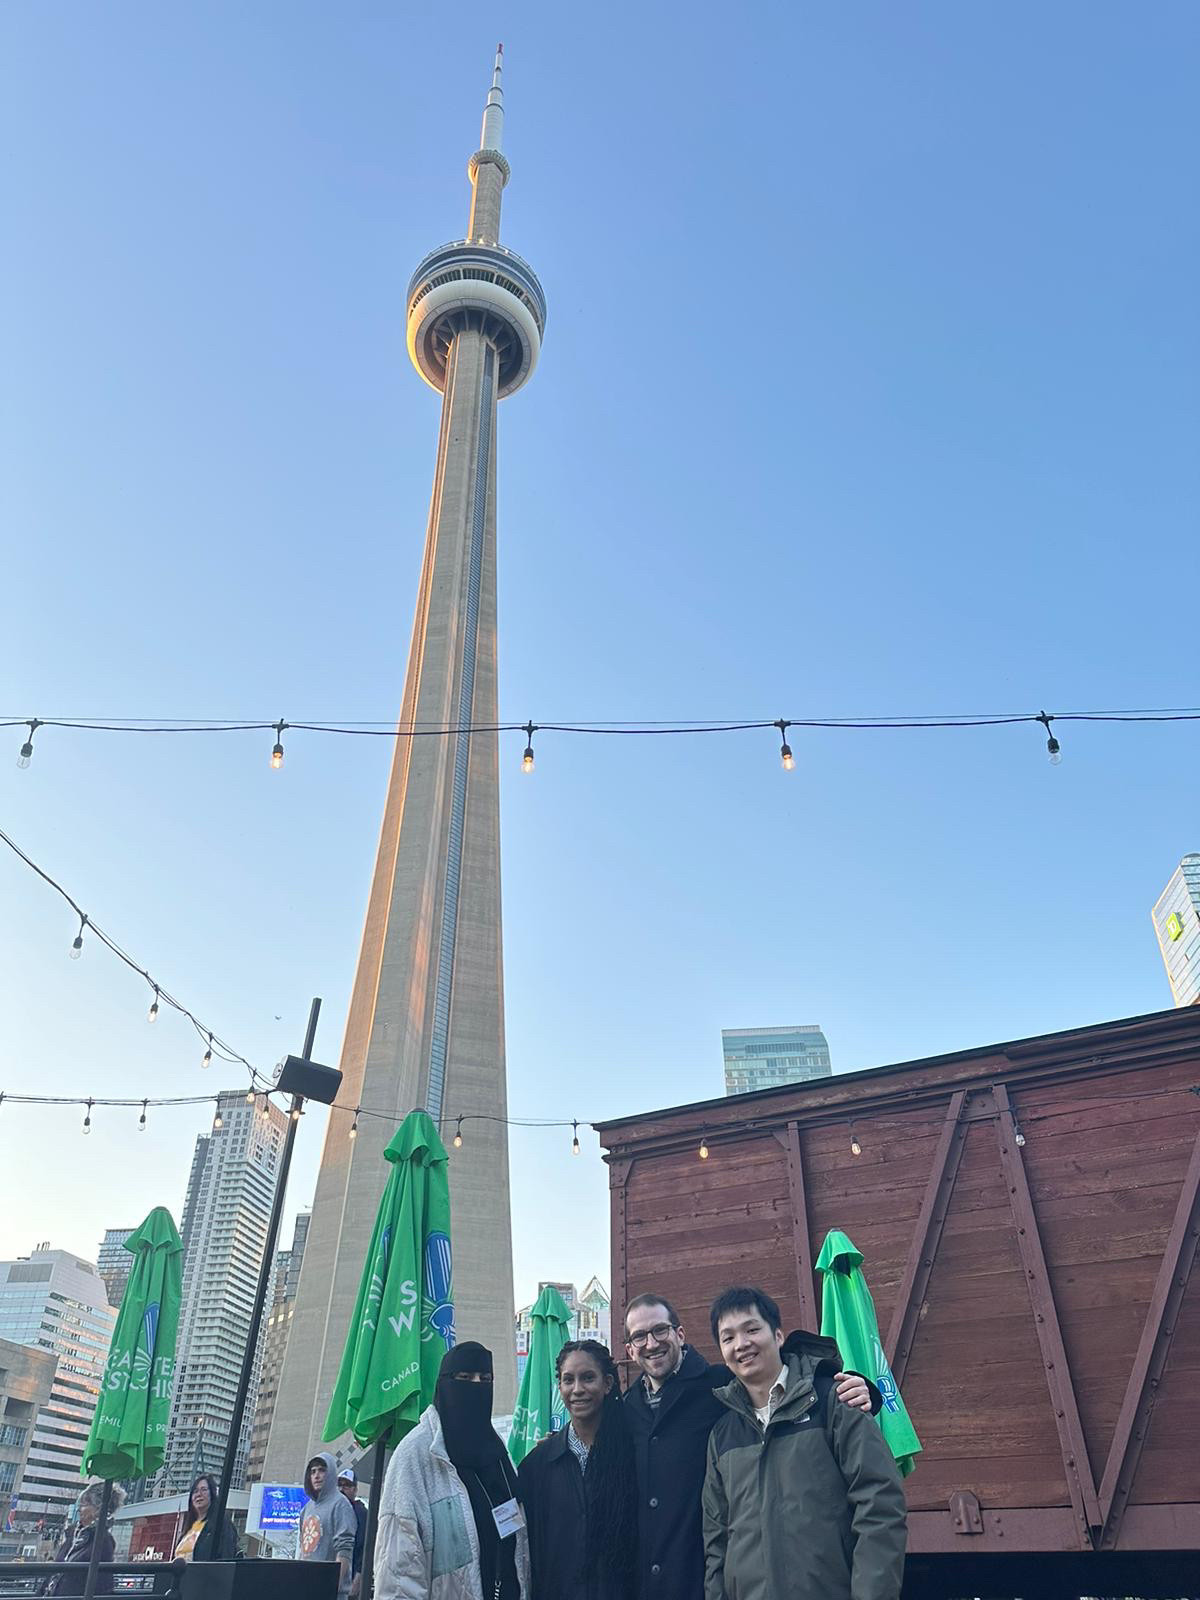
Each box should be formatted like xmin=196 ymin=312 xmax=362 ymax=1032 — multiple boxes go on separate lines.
xmin=480 ymin=43 xmax=504 ymax=152
xmin=468 ymin=45 xmax=510 ymax=244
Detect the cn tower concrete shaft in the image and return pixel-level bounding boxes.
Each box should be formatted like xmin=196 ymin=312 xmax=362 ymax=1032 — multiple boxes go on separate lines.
xmin=263 ymin=49 xmax=543 ymax=1476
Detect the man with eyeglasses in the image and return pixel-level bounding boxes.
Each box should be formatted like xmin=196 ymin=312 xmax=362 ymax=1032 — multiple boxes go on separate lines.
xmin=623 ymin=1292 xmax=877 ymax=1600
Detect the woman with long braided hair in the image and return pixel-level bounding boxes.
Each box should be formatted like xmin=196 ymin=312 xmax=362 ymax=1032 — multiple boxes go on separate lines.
xmin=517 ymin=1339 xmax=637 ymax=1599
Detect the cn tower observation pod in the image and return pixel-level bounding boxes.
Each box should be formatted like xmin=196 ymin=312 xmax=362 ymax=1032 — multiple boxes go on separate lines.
xmin=406 ymin=238 xmax=546 ymax=398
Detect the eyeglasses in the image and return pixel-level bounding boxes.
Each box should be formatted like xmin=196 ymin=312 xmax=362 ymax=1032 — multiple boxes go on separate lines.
xmin=450 ymin=1370 xmax=494 ymax=1384
xmin=627 ymin=1322 xmax=677 ymax=1348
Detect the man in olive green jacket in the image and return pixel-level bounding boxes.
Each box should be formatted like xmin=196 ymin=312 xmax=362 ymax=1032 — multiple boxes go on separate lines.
xmin=702 ymin=1286 xmax=906 ymax=1600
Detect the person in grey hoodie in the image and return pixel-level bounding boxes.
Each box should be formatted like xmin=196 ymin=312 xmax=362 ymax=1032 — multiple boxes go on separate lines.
xmin=299 ymin=1450 xmax=358 ymax=1596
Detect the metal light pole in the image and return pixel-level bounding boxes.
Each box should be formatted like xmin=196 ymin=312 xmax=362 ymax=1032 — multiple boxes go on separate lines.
xmin=210 ymin=997 xmax=334 ymax=1556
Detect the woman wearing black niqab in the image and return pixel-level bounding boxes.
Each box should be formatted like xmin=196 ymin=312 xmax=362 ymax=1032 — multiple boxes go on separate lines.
xmin=436 ymin=1343 xmax=522 ymax=1599
xmin=374 ymin=1340 xmax=529 ymax=1600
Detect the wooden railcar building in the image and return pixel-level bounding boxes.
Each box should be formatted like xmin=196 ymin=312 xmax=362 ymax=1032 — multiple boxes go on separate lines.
xmin=596 ymin=1006 xmax=1200 ymax=1597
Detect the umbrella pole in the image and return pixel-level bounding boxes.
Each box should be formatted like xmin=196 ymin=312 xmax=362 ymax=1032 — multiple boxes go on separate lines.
xmin=81 ymin=1478 xmax=114 ymax=1600
xmin=362 ymin=1427 xmax=391 ymax=1598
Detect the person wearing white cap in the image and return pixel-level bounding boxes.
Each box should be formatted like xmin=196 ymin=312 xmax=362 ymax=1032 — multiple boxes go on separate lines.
xmin=338 ymin=1467 xmax=368 ymax=1597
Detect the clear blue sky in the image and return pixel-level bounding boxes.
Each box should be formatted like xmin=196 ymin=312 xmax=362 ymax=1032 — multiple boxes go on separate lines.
xmin=2 ymin=3 xmax=1197 ymax=1307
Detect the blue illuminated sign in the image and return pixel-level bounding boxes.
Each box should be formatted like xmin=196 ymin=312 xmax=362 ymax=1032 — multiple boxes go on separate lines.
xmin=258 ymin=1484 xmax=307 ymax=1530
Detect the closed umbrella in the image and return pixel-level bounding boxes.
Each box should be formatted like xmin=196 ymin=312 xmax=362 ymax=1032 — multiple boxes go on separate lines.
xmin=816 ymin=1227 xmax=922 ymax=1477
xmin=507 ymin=1284 xmax=571 ymax=1465
xmin=80 ymin=1205 xmax=183 ymax=1598
xmin=324 ymin=1110 xmax=456 ymax=1591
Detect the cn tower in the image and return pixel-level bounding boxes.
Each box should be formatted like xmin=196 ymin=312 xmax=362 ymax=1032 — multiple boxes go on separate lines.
xmin=265 ymin=48 xmax=542 ymax=1471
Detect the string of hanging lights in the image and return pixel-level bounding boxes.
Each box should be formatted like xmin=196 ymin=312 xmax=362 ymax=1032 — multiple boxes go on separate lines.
xmin=6 ymin=704 xmax=1200 ymax=773
xmin=0 ymin=823 xmax=269 ymax=1091
xmin=1 ymin=1082 xmax=1195 ymax=1152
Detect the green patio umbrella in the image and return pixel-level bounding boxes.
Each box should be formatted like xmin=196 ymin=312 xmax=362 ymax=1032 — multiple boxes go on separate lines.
xmin=507 ymin=1283 xmax=571 ymax=1465
xmin=79 ymin=1205 xmax=182 ymax=1600
xmin=324 ymin=1110 xmax=456 ymax=1449
xmin=83 ymin=1205 xmax=183 ymax=1479
xmin=816 ymin=1228 xmax=922 ymax=1477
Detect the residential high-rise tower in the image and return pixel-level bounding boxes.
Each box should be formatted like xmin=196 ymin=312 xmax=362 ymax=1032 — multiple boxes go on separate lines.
xmin=265 ymin=47 xmax=542 ymax=1474
xmin=158 ymin=1091 xmax=288 ymax=1495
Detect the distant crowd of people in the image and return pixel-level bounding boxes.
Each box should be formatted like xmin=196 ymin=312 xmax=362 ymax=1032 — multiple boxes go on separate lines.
xmin=51 ymin=1282 xmax=905 ymax=1599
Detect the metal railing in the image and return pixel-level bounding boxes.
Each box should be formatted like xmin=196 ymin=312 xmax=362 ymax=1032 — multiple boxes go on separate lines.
xmin=0 ymin=1559 xmax=178 ymax=1596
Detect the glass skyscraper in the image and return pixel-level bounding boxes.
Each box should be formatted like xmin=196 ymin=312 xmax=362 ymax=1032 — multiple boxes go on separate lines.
xmin=1152 ymin=853 xmax=1200 ymax=1007
xmin=0 ymin=1248 xmax=116 ymax=1534
xmin=722 ymin=1025 xmax=833 ymax=1095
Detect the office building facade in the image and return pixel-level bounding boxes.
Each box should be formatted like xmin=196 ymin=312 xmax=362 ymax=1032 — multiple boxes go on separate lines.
xmin=722 ymin=1025 xmax=832 ymax=1096
xmin=0 ymin=1336 xmax=58 ymax=1556
xmin=96 ymin=1228 xmax=135 ymax=1310
xmin=0 ymin=1248 xmax=115 ymax=1535
xmin=246 ymin=1210 xmax=310 ymax=1483
xmin=1152 ymin=853 xmax=1200 ymax=1007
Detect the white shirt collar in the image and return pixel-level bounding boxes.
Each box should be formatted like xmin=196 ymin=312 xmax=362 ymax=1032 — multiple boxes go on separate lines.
xmin=753 ymin=1365 xmax=790 ymax=1428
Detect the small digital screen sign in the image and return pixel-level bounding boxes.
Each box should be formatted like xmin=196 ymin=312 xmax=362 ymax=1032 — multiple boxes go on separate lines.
xmin=257 ymin=1484 xmax=307 ymax=1530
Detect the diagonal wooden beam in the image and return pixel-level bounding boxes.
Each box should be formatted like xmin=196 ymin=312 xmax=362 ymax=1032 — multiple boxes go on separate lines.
xmin=775 ymin=1122 xmax=818 ymax=1330
xmin=886 ymin=1089 xmax=969 ymax=1385
xmin=1098 ymin=1117 xmax=1200 ymax=1548
xmin=994 ymin=1082 xmax=1102 ymax=1542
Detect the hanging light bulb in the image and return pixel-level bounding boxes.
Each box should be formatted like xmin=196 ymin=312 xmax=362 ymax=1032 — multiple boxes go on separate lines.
xmin=698 ymin=1135 xmax=709 ymax=1160
xmin=850 ymin=1131 xmax=862 ymax=1157
xmin=17 ymin=719 xmax=40 ymax=769
xmin=291 ymin=1104 xmax=302 ymax=1122
xmin=148 ymin=987 xmax=160 ymax=1024
xmin=1036 ymin=711 xmax=1061 ymax=765
xmin=202 ymin=1035 xmax=213 ymax=1070
xmin=453 ymin=1116 xmax=464 ymax=1149
xmin=521 ymin=721 xmax=536 ymax=774
xmin=70 ymin=915 xmax=87 ymax=959
xmin=270 ymin=720 xmax=287 ymax=770
xmin=775 ymin=719 xmax=795 ymax=771
xmin=245 ymin=1088 xmax=256 ymax=1105
xmin=138 ymin=1100 xmax=148 ymax=1133
xmin=349 ymin=1109 xmax=360 ymax=1140
xmin=82 ymin=1099 xmax=93 ymax=1135
xmin=571 ymin=1120 xmax=581 ymax=1156
xmin=1014 ymin=1126 xmax=1027 ymax=1148
xmin=213 ymin=1105 xmax=224 ymax=1130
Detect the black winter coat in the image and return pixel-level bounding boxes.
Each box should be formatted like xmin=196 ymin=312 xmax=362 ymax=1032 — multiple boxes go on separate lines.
xmin=622 ymin=1345 xmax=727 ymax=1600
xmin=185 ymin=1514 xmax=240 ymax=1561
xmin=517 ymin=1428 xmax=634 ymax=1600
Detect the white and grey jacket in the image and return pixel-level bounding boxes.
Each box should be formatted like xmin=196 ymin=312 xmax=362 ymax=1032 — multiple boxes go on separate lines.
xmin=374 ymin=1405 xmax=531 ymax=1600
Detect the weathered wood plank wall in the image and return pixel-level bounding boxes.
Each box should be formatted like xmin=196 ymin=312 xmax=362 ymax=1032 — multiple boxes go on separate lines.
xmin=598 ymin=1008 xmax=1200 ymax=1557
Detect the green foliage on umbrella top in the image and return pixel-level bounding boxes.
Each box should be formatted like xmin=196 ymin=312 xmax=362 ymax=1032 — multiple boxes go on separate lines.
xmin=83 ymin=1206 xmax=183 ymax=1481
